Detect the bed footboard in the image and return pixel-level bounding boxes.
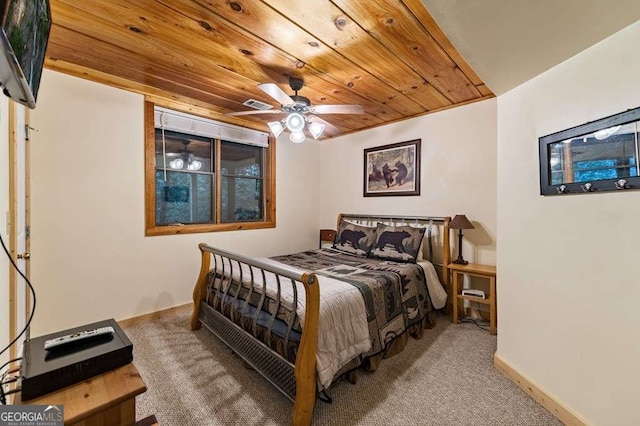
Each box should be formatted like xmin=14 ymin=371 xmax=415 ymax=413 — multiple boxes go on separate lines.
xmin=190 ymin=243 xmax=319 ymax=425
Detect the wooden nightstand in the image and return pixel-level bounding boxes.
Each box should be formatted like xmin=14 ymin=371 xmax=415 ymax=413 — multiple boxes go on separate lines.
xmin=18 ymin=363 xmax=151 ymax=425
xmin=448 ymin=263 xmax=497 ymax=335
xmin=319 ymin=229 xmax=336 ymax=248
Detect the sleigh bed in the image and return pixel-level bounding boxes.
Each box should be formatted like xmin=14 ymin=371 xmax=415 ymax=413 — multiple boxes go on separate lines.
xmin=190 ymin=213 xmax=451 ymax=425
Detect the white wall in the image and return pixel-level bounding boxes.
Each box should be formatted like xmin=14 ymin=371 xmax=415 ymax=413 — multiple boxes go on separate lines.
xmin=28 ymin=70 xmax=319 ymax=336
xmin=0 ymin=96 xmax=9 ymax=365
xmin=318 ymin=99 xmax=497 ymax=266
xmin=497 ymin=20 xmax=640 ymax=425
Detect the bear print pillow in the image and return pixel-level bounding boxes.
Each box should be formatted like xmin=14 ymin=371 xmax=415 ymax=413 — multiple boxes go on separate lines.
xmin=332 ymin=220 xmax=377 ymax=257
xmin=370 ymin=223 xmax=426 ymax=263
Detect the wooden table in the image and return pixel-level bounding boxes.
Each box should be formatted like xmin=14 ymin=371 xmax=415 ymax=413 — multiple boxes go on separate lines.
xmin=19 ymin=363 xmax=148 ymax=425
xmin=448 ymin=263 xmax=497 ymax=335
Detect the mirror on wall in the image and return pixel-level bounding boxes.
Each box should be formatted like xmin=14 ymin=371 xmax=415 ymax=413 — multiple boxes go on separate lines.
xmin=539 ymin=107 xmax=640 ymax=195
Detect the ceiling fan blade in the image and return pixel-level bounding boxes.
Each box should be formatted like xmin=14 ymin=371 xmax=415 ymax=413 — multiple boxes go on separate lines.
xmin=257 ymin=83 xmax=295 ymax=107
xmin=307 ymin=115 xmax=341 ymax=136
xmin=224 ymin=109 xmax=285 ymax=117
xmin=309 ymin=104 xmax=364 ymax=115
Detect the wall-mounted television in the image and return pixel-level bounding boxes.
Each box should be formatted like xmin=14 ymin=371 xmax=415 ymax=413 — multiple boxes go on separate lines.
xmin=0 ymin=0 xmax=51 ymax=109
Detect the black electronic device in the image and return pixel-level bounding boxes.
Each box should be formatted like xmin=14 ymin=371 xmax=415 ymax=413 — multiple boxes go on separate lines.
xmin=0 ymin=0 xmax=52 ymax=109
xmin=21 ymin=319 xmax=133 ymax=400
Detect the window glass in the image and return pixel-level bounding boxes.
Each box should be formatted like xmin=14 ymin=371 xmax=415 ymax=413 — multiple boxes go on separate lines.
xmin=220 ymin=141 xmax=264 ymax=223
xmin=155 ymin=171 xmax=213 ymax=225
xmin=221 ymin=177 xmax=263 ymax=222
xmin=154 ymin=129 xmax=214 ymax=226
xmin=221 ymin=141 xmax=262 ymax=177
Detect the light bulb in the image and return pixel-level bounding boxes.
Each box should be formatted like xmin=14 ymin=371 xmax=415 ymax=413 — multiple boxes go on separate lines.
xmin=308 ymin=121 xmax=325 ymax=139
xmin=285 ymin=113 xmax=305 ymax=132
xmin=289 ymin=131 xmax=305 ymax=143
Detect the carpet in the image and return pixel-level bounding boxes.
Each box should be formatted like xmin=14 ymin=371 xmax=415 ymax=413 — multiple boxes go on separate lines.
xmin=124 ymin=310 xmax=560 ymax=425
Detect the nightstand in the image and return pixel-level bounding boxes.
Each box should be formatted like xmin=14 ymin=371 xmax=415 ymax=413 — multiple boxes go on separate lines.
xmin=18 ymin=363 xmax=152 ymax=425
xmin=319 ymin=229 xmax=336 ymax=248
xmin=448 ymin=263 xmax=497 ymax=335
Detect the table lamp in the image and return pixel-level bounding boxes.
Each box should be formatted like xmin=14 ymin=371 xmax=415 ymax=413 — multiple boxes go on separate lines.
xmin=450 ymin=214 xmax=474 ymax=265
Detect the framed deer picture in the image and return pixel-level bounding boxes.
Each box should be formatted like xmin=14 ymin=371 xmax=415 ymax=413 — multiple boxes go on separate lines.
xmin=364 ymin=139 xmax=421 ymax=197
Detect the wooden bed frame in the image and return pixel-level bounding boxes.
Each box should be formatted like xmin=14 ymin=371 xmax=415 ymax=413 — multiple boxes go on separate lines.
xmin=190 ymin=214 xmax=451 ymax=425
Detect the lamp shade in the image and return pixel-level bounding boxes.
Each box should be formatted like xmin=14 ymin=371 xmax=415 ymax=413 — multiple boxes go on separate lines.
xmin=289 ymin=130 xmax=305 ymax=143
xmin=594 ymin=125 xmax=621 ymax=140
xmin=308 ymin=121 xmax=325 ymax=139
xmin=169 ymin=158 xmax=184 ymax=169
xmin=285 ymin=113 xmax=305 ymax=132
xmin=450 ymin=214 xmax=474 ymax=229
xmin=186 ymin=159 xmax=202 ymax=171
xmin=267 ymin=121 xmax=284 ymax=138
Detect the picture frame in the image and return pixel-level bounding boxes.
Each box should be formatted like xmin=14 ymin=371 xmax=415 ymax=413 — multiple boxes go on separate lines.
xmin=364 ymin=139 xmax=421 ymax=197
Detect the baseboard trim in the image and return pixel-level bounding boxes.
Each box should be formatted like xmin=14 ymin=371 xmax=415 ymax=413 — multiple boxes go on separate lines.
xmin=118 ymin=303 xmax=192 ymax=328
xmin=494 ymin=353 xmax=588 ymax=426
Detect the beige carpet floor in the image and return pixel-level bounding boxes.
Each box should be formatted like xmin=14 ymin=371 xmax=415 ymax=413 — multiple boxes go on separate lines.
xmin=124 ymin=310 xmax=560 ymax=425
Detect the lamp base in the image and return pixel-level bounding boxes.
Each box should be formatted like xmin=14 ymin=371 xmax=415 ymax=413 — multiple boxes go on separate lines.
xmin=453 ymin=229 xmax=468 ymax=265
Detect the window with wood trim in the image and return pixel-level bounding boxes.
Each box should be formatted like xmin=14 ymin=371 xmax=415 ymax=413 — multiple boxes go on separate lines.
xmin=144 ymin=102 xmax=275 ymax=236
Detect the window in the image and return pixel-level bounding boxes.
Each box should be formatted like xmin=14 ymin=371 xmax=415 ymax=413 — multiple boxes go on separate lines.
xmin=145 ymin=101 xmax=275 ymax=235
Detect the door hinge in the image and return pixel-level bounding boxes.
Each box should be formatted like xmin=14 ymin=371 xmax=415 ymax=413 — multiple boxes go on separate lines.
xmin=25 ymin=225 xmax=30 ymax=239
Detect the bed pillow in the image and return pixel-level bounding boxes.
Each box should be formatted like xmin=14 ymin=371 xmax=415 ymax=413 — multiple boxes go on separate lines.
xmin=370 ymin=223 xmax=426 ymax=263
xmin=414 ymin=222 xmax=434 ymax=261
xmin=416 ymin=234 xmax=425 ymax=261
xmin=332 ymin=220 xmax=377 ymax=257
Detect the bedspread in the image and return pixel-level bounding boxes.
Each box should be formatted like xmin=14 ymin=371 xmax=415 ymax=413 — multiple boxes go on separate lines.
xmin=208 ymin=248 xmax=438 ymax=389
xmin=271 ymin=248 xmax=433 ymax=360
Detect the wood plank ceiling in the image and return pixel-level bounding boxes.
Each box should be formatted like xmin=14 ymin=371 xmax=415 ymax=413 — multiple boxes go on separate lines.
xmin=45 ymin=0 xmax=494 ymax=139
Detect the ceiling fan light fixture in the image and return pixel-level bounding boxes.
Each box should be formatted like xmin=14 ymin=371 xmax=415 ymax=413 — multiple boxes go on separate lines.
xmin=187 ymin=159 xmax=202 ymax=171
xmin=594 ymin=125 xmax=622 ymax=140
xmin=267 ymin=121 xmax=284 ymax=138
xmin=230 ymin=77 xmax=363 ymax=141
xmin=290 ymin=130 xmax=305 ymax=144
xmin=169 ymin=158 xmax=184 ymax=169
xmin=308 ymin=121 xmax=325 ymax=139
xmin=285 ymin=112 xmax=305 ymax=132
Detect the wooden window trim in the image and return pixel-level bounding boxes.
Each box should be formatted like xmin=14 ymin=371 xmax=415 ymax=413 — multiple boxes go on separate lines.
xmin=144 ymin=101 xmax=276 ymax=236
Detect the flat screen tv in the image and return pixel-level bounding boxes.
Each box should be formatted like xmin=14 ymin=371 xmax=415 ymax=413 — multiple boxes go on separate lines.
xmin=0 ymin=0 xmax=51 ymax=109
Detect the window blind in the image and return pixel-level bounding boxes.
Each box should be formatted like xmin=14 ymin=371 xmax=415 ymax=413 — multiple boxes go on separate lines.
xmin=154 ymin=106 xmax=269 ymax=148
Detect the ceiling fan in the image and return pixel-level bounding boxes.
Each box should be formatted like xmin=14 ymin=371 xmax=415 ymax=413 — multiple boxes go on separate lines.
xmin=164 ymin=140 xmax=202 ymax=171
xmin=225 ymin=77 xmax=364 ymax=142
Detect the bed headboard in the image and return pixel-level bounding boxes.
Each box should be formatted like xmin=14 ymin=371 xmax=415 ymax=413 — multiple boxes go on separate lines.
xmin=337 ymin=213 xmax=451 ymax=288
